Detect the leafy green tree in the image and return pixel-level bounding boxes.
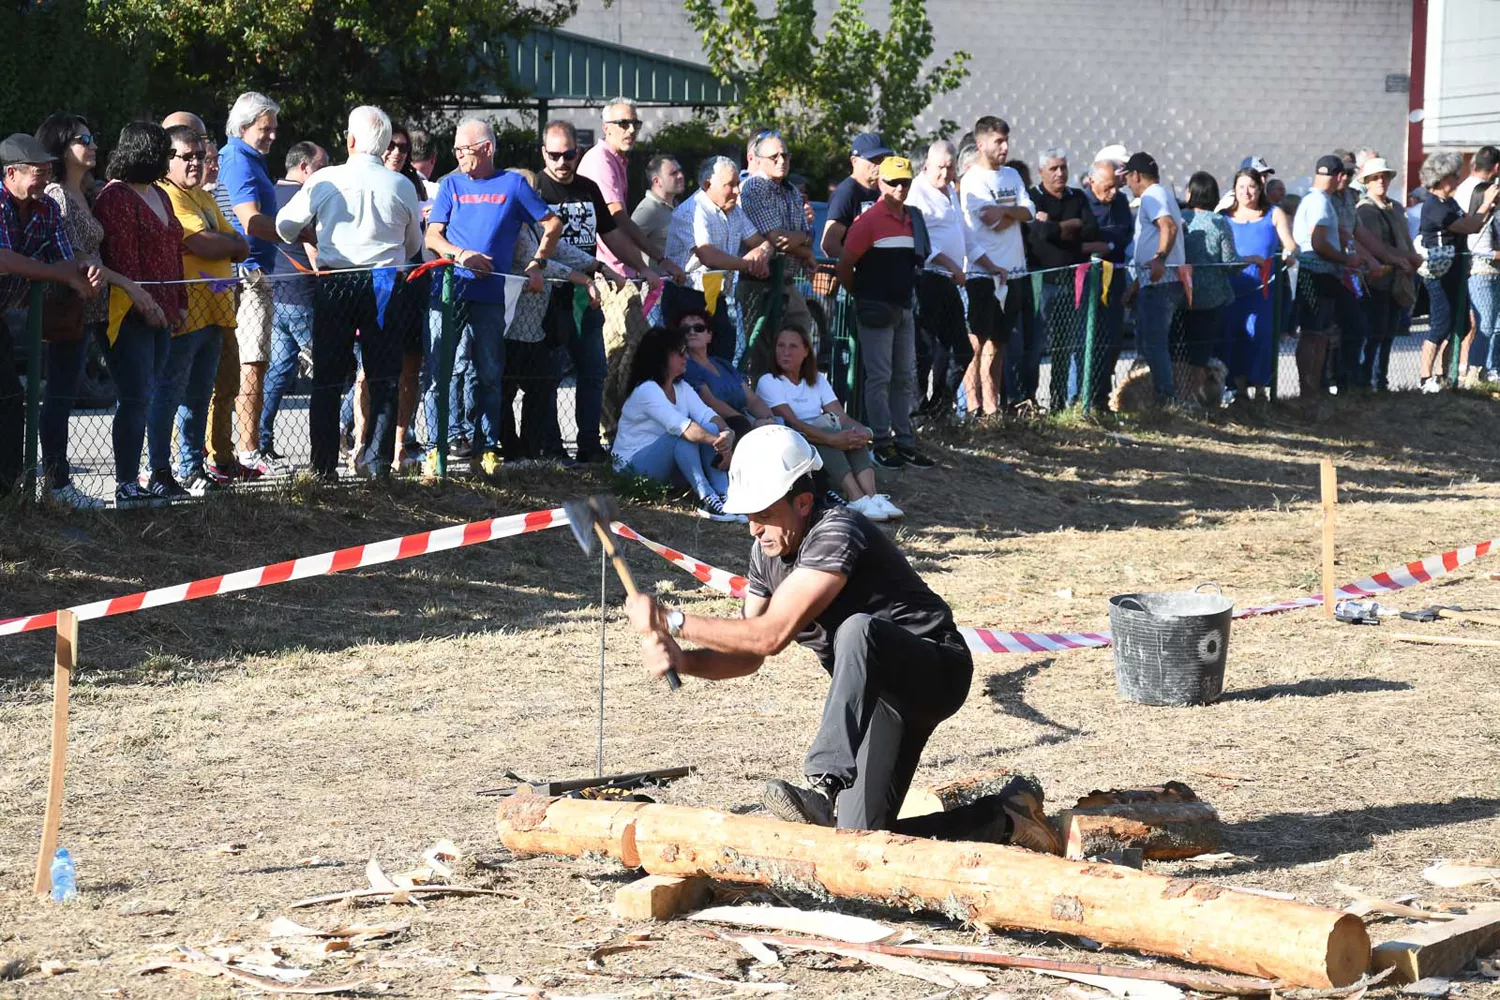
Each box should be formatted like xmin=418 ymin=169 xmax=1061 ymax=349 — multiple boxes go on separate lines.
xmin=683 ymin=0 xmax=968 ymax=151
xmin=0 ymin=0 xmax=149 ymax=138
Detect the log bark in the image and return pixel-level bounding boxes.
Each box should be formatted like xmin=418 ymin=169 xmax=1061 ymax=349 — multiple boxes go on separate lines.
xmin=1058 ymin=801 xmax=1223 ymax=860
xmin=497 ymin=798 xmax=1368 ymax=988
xmin=897 ymin=771 xmax=1019 ymax=819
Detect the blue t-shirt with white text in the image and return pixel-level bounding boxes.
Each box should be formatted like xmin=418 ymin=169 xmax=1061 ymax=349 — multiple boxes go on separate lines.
xmin=429 ymin=171 xmax=552 ymax=303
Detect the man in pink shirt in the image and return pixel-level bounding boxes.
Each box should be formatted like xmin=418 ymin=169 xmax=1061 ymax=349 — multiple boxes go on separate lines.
xmin=577 ymin=98 xmax=686 ymax=285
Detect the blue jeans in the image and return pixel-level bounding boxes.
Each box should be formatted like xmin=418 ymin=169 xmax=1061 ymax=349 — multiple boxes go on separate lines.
xmin=1423 ymin=265 xmax=1466 ymax=346
xmin=260 ymin=301 xmax=313 ymax=452
xmin=148 ymin=325 xmax=222 ymax=479
xmin=1135 ymin=281 xmax=1183 ymax=398
xmin=41 ymin=336 xmax=90 ymax=488
xmin=424 ymin=299 xmax=506 ymax=453
xmin=96 ymin=319 xmax=170 ymax=485
xmin=622 ymin=432 xmax=728 ymax=500
xmin=1468 ymin=272 xmax=1499 ymax=371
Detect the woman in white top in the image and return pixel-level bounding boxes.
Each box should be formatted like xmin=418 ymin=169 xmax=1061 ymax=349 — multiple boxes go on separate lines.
xmin=612 ymin=326 xmax=740 ymax=522
xmin=753 ymin=324 xmax=902 ymax=522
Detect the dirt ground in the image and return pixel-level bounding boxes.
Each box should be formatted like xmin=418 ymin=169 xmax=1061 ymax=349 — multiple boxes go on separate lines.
xmin=2 ymin=391 xmax=1500 ymax=999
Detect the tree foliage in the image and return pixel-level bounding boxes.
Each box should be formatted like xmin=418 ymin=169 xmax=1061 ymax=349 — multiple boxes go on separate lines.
xmin=683 ymin=0 xmax=968 ymax=152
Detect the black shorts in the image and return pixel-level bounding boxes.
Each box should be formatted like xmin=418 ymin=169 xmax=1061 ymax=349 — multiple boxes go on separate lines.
xmin=965 ymin=276 xmax=1016 ymax=343
xmin=1296 ymin=270 xmax=1343 ymax=335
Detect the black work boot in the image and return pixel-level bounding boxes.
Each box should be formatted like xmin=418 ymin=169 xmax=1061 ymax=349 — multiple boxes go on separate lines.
xmin=762 ymin=775 xmax=840 ymax=826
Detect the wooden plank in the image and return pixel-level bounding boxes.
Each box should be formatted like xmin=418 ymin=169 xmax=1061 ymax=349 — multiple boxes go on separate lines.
xmin=1321 ymin=459 xmax=1337 ymax=619
xmin=612 ymin=874 xmax=712 ymax=921
xmin=33 ymin=610 xmax=78 ymax=896
xmin=1370 ymin=904 xmax=1500 ymax=983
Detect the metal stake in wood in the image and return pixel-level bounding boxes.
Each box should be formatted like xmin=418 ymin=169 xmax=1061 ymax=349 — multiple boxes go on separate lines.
xmin=1321 ymin=458 xmax=1337 ymax=618
xmin=34 ymin=609 xmax=79 ymax=895
xmin=597 ymin=546 xmax=606 ymax=779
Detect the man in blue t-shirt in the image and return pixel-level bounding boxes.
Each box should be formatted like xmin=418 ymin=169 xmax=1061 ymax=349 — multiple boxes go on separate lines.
xmin=424 ymin=119 xmax=562 ymax=476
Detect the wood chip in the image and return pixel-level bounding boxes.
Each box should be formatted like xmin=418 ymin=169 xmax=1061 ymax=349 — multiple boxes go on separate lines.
xmin=118 ymin=900 xmax=175 ymax=917
xmin=288 ymin=886 xmax=520 ymax=909
xmin=1334 ymin=883 xmax=1454 ymax=922
xmin=1421 ymin=862 xmax=1500 ymax=888
xmin=38 ymin=960 xmax=71 ymax=977
xmin=1033 ymin=970 xmax=1184 ymax=1000
xmin=725 ymin=934 xmax=781 ymax=966
xmin=423 ymin=839 xmax=462 ymax=879
xmin=674 ymin=970 xmax=792 ymax=992
xmin=688 ymin=904 xmax=900 ymax=944
xmin=138 ymin=956 xmax=360 ymax=995
xmin=216 ymin=842 xmax=248 ymax=855
xmin=366 ymin=857 xmax=398 ymax=891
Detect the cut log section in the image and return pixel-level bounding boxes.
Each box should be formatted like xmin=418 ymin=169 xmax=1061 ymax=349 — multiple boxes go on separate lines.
xmin=497 ymin=797 xmax=1368 ymax=988
xmin=613 ymin=874 xmax=712 ymax=921
xmin=1058 ymin=801 xmax=1223 ymax=861
xmin=1370 ymin=904 xmax=1500 ymax=983
xmin=897 ymin=771 xmax=1019 ymax=819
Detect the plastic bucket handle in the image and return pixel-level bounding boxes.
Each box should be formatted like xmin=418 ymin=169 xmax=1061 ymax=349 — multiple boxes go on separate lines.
xmin=1117 ymin=596 xmax=1147 ymax=612
xmin=1193 ymin=582 xmax=1224 ymax=596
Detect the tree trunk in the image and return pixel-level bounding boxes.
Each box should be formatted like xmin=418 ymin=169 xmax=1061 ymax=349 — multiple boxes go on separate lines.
xmin=497 ymin=798 xmax=1368 ymax=988
xmin=1058 ymin=801 xmax=1222 ymax=860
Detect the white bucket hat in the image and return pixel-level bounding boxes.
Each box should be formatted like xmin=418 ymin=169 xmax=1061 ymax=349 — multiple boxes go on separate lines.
xmin=1357 ymin=157 xmax=1397 ymax=183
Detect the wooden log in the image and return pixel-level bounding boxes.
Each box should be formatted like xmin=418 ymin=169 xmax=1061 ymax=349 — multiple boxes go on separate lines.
xmin=498 ymin=798 xmax=1369 ymax=988
xmin=495 ymin=796 xmax=647 ymax=867
xmin=898 ymin=771 xmax=1020 ymax=819
xmin=1058 ymin=801 xmax=1222 ymax=861
xmin=1073 ymin=783 xmax=1200 ymax=809
xmin=613 ymin=874 xmax=712 ymax=921
xmin=1370 ymin=904 xmax=1500 ymax=983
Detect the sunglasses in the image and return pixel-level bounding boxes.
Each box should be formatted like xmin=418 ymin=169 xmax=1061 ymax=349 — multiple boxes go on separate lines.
xmin=543 ymin=148 xmax=579 ymax=162
xmin=70 ymin=133 xmax=95 ymax=147
xmin=172 ymin=150 xmax=207 ymax=162
xmin=882 ymin=178 xmax=911 ymax=188
xmin=387 ymin=141 xmax=410 ymax=154
xmin=682 ymin=322 xmax=709 ymax=333
xmin=764 ymin=151 xmax=788 ymax=162
xmin=606 ymin=119 xmax=641 ymax=131
xmin=453 ymin=141 xmax=489 ymax=155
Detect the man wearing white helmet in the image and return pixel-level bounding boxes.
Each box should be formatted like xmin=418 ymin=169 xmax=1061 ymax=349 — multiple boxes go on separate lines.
xmin=625 ymin=425 xmax=1061 ymax=851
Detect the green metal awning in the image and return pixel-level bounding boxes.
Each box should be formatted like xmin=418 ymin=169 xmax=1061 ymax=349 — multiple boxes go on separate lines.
xmin=484 ymin=28 xmax=741 ymax=109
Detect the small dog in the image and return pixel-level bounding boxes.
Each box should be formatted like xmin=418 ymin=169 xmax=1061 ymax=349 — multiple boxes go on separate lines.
xmin=1109 ymin=358 xmax=1228 ymax=413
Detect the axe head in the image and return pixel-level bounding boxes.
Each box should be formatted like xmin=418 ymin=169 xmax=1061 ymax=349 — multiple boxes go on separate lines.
xmin=563 ymin=494 xmax=621 ymax=555
xmin=1399 ymin=607 xmax=1441 ymax=623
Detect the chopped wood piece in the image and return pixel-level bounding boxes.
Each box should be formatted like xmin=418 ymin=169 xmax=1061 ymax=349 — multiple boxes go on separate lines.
xmin=688 ymin=904 xmax=900 ymax=944
xmin=1058 ymin=801 xmax=1222 ymax=860
xmin=898 ymin=771 xmax=1019 ymax=819
xmin=613 ymin=875 xmax=712 ymax=921
xmin=1371 ymin=904 xmax=1500 ymax=983
xmin=138 ymin=957 xmax=360 ymax=994
xmin=1422 ymin=862 xmax=1500 ymax=888
xmin=1334 ymin=883 xmax=1455 ymax=922
xmin=1034 ymin=969 xmax=1184 ymax=1000
xmin=1073 ymin=784 xmax=1200 ymax=808
xmin=287 ymin=885 xmax=520 ymax=909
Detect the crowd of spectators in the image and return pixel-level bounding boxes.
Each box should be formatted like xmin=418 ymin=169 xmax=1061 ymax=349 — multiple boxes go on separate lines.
xmin=1 ymin=95 xmax=1497 ymax=514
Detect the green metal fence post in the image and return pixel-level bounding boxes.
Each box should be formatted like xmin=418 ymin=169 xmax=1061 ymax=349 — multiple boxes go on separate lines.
xmin=24 ymin=283 xmax=44 ymax=501
xmin=1081 ymin=260 xmax=1100 ymax=415
xmin=1449 ymin=257 xmax=1468 ymax=384
xmin=435 ymin=264 xmax=455 ymax=479
xmin=1269 ymin=257 xmax=1283 ymax=402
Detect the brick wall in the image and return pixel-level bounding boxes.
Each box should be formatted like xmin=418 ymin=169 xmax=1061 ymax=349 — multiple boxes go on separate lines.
xmin=564 ymin=0 xmax=1413 ymax=196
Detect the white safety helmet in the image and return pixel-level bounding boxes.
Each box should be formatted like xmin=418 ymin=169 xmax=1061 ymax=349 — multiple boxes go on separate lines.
xmin=723 ymin=425 xmax=823 ymax=515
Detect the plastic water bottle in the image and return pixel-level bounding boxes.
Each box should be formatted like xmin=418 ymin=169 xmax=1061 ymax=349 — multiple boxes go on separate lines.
xmin=49 ymin=848 xmax=77 ymax=902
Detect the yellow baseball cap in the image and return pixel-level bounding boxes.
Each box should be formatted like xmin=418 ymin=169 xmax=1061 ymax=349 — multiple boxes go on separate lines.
xmin=878 ymin=156 xmax=913 ymax=182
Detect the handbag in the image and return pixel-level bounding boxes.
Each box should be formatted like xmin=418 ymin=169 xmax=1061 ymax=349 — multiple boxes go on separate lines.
xmin=1391 ymin=268 xmax=1417 ymax=308
xmin=1419 ymin=244 xmax=1455 ymax=280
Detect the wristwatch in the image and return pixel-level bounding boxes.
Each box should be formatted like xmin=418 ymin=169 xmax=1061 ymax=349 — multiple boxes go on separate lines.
xmin=666 ymin=608 xmax=686 ymax=636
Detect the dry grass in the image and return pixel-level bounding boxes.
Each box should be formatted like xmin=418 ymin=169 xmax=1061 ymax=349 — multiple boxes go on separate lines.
xmin=2 ymin=391 xmax=1500 ymax=998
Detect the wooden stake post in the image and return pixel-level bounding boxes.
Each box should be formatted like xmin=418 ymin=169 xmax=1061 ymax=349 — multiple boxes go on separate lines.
xmin=34 ymin=610 xmax=78 ymax=896
xmin=1321 ymin=459 xmax=1337 ymax=617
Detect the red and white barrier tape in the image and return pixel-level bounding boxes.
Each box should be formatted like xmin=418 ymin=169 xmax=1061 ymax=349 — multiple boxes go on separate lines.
xmin=612 ymin=522 xmax=1497 ymax=655
xmin=0 ymin=507 xmax=569 ymax=637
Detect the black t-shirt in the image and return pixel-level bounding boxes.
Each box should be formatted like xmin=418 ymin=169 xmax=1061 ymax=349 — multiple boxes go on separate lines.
xmin=828 ymin=176 xmax=879 ymax=232
xmin=745 ymin=504 xmax=961 ymax=671
xmin=1418 ymin=192 xmax=1462 ymax=249
xmin=535 ymin=171 xmax=616 ymax=257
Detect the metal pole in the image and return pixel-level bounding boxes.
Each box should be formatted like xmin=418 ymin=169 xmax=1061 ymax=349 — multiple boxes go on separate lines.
xmin=1082 ymin=260 xmax=1100 ymax=415
xmin=1269 ymin=257 xmax=1283 ymax=403
xmin=25 ymin=283 xmax=44 ymax=501
xmin=597 ymin=546 xmax=606 ymax=779
xmin=436 ymin=265 xmax=455 ymax=479
xmin=1449 ymin=258 xmax=1468 ymax=383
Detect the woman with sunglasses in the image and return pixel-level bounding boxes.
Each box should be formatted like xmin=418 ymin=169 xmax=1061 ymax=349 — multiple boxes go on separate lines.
xmin=35 ymin=114 xmax=165 ymax=508
xmin=677 ymin=308 xmax=775 ymax=439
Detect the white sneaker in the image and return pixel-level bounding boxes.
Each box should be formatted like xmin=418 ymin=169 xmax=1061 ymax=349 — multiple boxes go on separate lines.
xmin=1484 ymin=368 xmax=1500 ymax=384
xmin=871 ymin=494 xmax=904 ymax=519
xmin=1420 ymin=376 xmax=1444 ymax=394
xmin=848 ymin=496 xmax=888 ymax=522
xmin=50 ymin=483 xmax=105 ymax=510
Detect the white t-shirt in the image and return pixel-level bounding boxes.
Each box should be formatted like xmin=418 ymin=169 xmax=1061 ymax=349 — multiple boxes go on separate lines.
xmin=907 ymin=174 xmax=966 ymax=271
xmin=612 ymin=380 xmax=719 ymax=466
xmin=959 ymin=165 xmax=1033 ymax=274
xmin=756 ymin=372 xmax=837 ymax=422
xmin=1131 ymin=182 xmax=1185 ymax=285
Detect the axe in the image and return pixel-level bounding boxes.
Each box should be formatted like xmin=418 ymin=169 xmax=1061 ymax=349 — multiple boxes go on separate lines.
xmin=564 ymin=494 xmax=681 ymax=690
xmin=1398 ymin=605 xmax=1500 ymax=627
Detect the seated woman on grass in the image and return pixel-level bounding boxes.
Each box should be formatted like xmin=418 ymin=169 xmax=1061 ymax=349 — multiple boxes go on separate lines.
xmin=677 ymin=308 xmax=777 ymax=438
xmin=753 ymin=324 xmax=903 ymax=522
xmin=612 ymin=325 xmax=742 ymax=522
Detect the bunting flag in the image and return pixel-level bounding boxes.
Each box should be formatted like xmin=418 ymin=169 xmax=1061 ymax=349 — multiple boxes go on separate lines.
xmin=1073 ymin=262 xmax=1090 ymax=308
xmin=1178 ymin=264 xmax=1194 ymax=309
xmin=501 ymin=274 xmax=527 ymax=329
xmin=1258 ymin=258 xmax=1273 ymax=299
xmin=992 ymin=274 xmax=1008 ymax=310
xmin=641 ymin=283 xmax=664 ymax=320
xmin=1288 ymin=258 xmax=1300 ymax=301
xmin=197 ymin=271 xmax=240 ymax=294
xmin=105 ymin=285 xmax=133 ymax=345
xmin=573 ymin=284 xmax=589 ymax=332
xmin=372 ymin=267 xmax=398 ymax=328
xmin=1100 ymin=260 xmax=1114 ymax=304
xmin=278 ymin=247 xmax=315 ymax=274
xmin=1029 ymin=271 xmax=1043 ymax=315
xmin=406 ymin=257 xmax=452 ymax=283
xmin=702 ymin=271 xmax=725 ymax=315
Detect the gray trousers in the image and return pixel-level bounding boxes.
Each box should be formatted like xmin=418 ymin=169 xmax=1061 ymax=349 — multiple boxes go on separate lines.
xmin=857 ymin=304 xmax=917 ymax=449
xmin=804 ymin=614 xmax=973 ymax=830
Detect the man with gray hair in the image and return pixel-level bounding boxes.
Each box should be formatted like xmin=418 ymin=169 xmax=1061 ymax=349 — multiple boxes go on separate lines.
xmin=218 ymin=91 xmax=283 ymax=478
xmin=906 ymin=139 xmax=970 ymax=415
xmin=663 ymin=155 xmax=772 ymax=355
xmin=577 ymin=97 xmax=683 ymax=285
xmin=275 ymin=104 xmax=423 ymax=481
xmin=1025 ymin=147 xmax=1099 ymax=408
xmin=631 ymin=153 xmax=685 ymax=269
xmin=422 ymin=117 xmax=562 ymax=479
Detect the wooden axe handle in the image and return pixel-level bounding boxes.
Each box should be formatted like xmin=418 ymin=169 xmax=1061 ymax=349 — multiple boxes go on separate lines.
xmin=591 ymin=521 xmax=681 ymax=691
xmin=1387 ymin=632 xmax=1500 ymax=648
xmin=1438 ymin=608 xmax=1500 ymax=628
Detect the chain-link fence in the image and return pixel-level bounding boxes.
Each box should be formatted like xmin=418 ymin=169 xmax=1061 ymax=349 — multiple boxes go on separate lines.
xmin=5 ymin=248 xmax=1492 ymax=507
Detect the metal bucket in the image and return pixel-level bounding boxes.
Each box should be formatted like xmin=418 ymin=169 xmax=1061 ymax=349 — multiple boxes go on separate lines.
xmin=1107 ymin=584 xmax=1232 ymax=706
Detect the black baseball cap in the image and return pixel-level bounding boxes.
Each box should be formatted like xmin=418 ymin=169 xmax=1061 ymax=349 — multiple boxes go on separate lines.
xmin=1122 ymin=152 xmax=1158 ymax=175
xmin=0 ymin=133 xmax=52 ymax=166
xmin=1315 ymin=154 xmax=1345 ymax=177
